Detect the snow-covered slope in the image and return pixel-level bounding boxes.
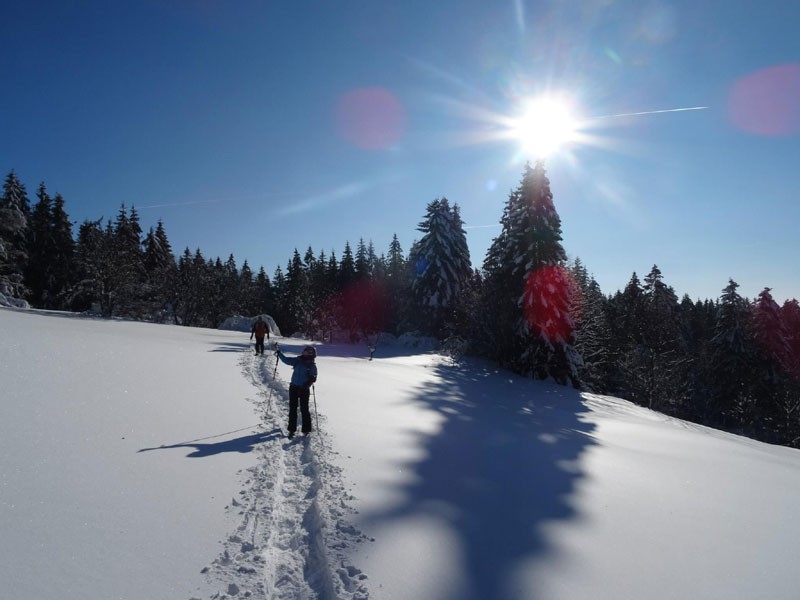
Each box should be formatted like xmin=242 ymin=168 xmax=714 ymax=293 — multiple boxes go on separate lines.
xmin=2 ymin=307 xmax=799 ymax=599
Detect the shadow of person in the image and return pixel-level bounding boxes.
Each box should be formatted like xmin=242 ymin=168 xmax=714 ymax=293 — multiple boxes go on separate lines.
xmin=138 ymin=429 xmax=279 ymax=458
xmin=208 ymin=341 xmax=253 ymax=353
xmin=358 ymin=358 xmax=597 ymax=600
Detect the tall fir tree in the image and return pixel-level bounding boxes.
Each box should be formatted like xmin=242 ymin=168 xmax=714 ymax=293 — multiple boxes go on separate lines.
xmin=284 ymin=249 xmax=311 ymax=334
xmin=24 ymin=183 xmax=54 ymax=307
xmin=72 ymin=218 xmax=115 ymax=315
xmin=354 ymin=238 xmax=370 ymax=281
xmin=751 ymin=288 xmax=793 ymax=438
xmin=781 ymin=299 xmax=800 ymax=381
xmin=483 ymin=161 xmax=580 ymax=385
xmin=777 ymin=299 xmax=800 ymax=446
xmin=680 ymin=295 xmax=717 ymax=420
xmin=606 ymin=273 xmax=645 ymax=394
xmin=142 ymin=220 xmax=177 ymax=320
xmin=271 ymin=265 xmax=289 ymax=332
xmin=634 ymin=265 xmax=689 ymax=411
xmin=49 ymin=193 xmax=75 ymax=309
xmin=339 ymin=242 xmax=356 ymax=289
xmin=385 ymin=233 xmax=408 ymax=334
xmin=253 ymin=266 xmax=273 ymax=316
xmin=707 ymin=279 xmax=756 ymax=427
xmin=239 ymin=259 xmax=258 ymax=316
xmin=410 ymin=197 xmax=472 ymax=337
xmin=569 ymin=258 xmax=613 ymax=392
xmin=175 ymin=248 xmax=207 ymax=326
xmin=0 ymin=171 xmax=31 ymax=302
xmin=110 ymin=204 xmax=147 ymax=317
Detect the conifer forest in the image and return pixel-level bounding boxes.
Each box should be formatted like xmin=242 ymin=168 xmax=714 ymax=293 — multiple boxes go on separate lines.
xmin=2 ymin=165 xmax=798 ymax=448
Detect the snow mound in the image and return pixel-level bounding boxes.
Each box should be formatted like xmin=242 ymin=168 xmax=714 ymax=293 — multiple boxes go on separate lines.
xmin=219 ymin=314 xmax=280 ymax=336
xmin=392 ymin=332 xmax=439 ymax=350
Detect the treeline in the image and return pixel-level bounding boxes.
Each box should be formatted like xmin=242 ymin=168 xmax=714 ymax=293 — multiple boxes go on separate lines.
xmin=2 ymin=166 xmax=798 ymax=447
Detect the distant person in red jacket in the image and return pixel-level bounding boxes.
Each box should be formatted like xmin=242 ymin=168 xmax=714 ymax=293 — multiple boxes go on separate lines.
xmin=250 ymin=316 xmax=269 ymax=355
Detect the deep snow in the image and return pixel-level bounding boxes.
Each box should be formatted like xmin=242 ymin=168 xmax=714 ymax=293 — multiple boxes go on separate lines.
xmin=2 ymin=307 xmax=799 ymax=599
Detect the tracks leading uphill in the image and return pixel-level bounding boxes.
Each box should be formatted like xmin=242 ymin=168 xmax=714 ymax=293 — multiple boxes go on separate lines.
xmin=199 ymin=353 xmax=370 ymax=599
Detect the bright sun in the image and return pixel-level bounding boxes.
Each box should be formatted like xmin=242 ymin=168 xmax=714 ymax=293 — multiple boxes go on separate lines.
xmin=511 ymin=96 xmax=578 ymax=158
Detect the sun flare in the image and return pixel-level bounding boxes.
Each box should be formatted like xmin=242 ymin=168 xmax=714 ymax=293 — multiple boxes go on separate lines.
xmin=511 ymin=96 xmax=578 ymax=158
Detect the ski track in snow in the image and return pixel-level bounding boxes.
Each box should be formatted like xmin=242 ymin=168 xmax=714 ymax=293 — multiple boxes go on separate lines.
xmin=196 ymin=352 xmax=371 ymax=600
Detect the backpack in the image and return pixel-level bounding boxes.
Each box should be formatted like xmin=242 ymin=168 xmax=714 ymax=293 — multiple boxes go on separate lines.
xmin=254 ymin=321 xmax=268 ymax=337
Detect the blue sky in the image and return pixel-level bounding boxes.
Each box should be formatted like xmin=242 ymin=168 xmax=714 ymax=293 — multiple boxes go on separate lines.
xmin=2 ymin=0 xmax=799 ymax=303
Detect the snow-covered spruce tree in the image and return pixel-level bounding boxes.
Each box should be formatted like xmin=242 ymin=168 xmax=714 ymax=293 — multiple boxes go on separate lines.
xmin=307 ymin=248 xmax=334 ymax=339
xmin=49 ymin=193 xmax=75 ymax=309
xmin=0 ymin=170 xmax=31 ymax=303
xmin=143 ymin=220 xmax=178 ymax=320
xmin=110 ymin=204 xmax=147 ymax=317
xmin=347 ymin=239 xmax=376 ymax=335
xmin=339 ymin=241 xmax=356 ymax=289
xmin=782 ymin=299 xmax=800 ymax=382
xmin=270 ymin=265 xmax=290 ymax=331
xmin=174 ymin=248 xmax=207 ymax=326
xmin=23 ymin=183 xmax=55 ymax=308
xmin=606 ymin=273 xmax=646 ymax=396
xmin=285 ymin=248 xmax=312 ymax=334
xmin=706 ymin=279 xmax=757 ymax=428
xmin=751 ymin=288 xmax=794 ymax=439
xmin=355 ymin=238 xmax=370 ymax=280
xmin=253 ymin=266 xmax=273 ymax=315
xmin=752 ymin=288 xmax=792 ymax=379
xmin=636 ymin=265 xmax=689 ymax=412
xmin=410 ymin=197 xmax=472 ymax=338
xmin=23 ymin=185 xmax=74 ymax=310
xmin=201 ymin=254 xmax=239 ymax=328
xmin=569 ymin=258 xmax=613 ymax=392
xmin=680 ymin=295 xmax=718 ymax=421
xmin=482 ymin=161 xmax=580 ymax=385
xmin=384 ymin=233 xmax=409 ymax=334
xmin=238 ymin=260 xmax=258 ymax=316
xmin=311 ymin=251 xmax=341 ymax=341
xmin=778 ymin=299 xmax=800 ymax=446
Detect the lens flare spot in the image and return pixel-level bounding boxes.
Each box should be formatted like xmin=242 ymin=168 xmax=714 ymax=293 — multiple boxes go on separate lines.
xmin=522 ymin=265 xmax=576 ymax=343
xmin=336 ymin=87 xmax=407 ymax=149
xmin=728 ymin=64 xmax=800 ymax=137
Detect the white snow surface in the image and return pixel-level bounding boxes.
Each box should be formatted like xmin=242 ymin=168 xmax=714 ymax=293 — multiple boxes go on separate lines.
xmin=2 ymin=307 xmax=799 ymax=599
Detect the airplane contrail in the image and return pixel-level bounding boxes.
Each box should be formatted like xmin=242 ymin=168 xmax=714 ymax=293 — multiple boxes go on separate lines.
xmin=588 ymin=106 xmax=709 ymax=121
xmin=138 ymin=199 xmax=220 ymax=209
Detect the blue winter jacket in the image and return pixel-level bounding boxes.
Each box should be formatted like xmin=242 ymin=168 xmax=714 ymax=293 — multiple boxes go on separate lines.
xmin=276 ymin=350 xmax=318 ymax=387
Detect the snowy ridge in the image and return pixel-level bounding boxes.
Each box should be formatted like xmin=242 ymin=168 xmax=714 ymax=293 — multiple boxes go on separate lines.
xmin=199 ymin=352 xmax=370 ymax=599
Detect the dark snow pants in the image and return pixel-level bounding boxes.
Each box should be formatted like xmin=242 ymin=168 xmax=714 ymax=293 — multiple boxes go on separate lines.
xmin=288 ymin=384 xmax=312 ymax=434
xmin=254 ymin=336 xmax=265 ymax=355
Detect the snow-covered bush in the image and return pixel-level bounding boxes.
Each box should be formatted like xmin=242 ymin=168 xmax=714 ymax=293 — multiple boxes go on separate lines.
xmin=219 ymin=314 xmax=280 ymax=336
xmin=0 ymin=290 xmax=29 ymax=309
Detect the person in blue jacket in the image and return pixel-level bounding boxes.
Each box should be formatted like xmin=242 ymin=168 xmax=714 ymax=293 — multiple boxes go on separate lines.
xmin=274 ymin=344 xmax=318 ymax=438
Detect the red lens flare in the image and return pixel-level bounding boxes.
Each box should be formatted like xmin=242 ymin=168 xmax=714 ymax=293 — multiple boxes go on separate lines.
xmin=522 ymin=265 xmax=577 ymax=344
xmin=335 ymin=87 xmax=407 ymax=149
xmin=728 ymin=64 xmax=800 ymax=137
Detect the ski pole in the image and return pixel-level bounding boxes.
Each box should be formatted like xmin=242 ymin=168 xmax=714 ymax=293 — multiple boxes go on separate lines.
xmin=265 ymin=351 xmax=279 ymax=416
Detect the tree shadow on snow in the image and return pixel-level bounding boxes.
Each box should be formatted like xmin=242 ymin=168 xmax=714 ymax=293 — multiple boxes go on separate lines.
xmin=138 ymin=428 xmax=279 ymax=458
xmin=360 ymin=357 xmax=597 ymax=600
